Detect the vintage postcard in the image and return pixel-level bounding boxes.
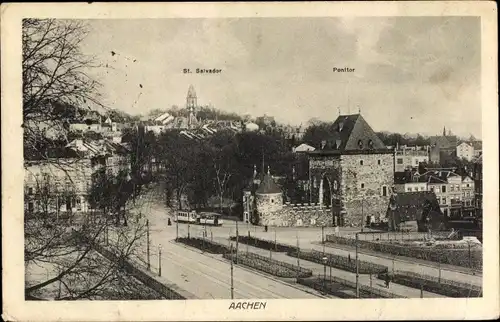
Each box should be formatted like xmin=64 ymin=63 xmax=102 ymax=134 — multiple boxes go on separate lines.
xmin=2 ymin=1 xmax=498 ymax=321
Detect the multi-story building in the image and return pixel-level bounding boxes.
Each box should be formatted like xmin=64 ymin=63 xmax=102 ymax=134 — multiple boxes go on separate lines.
xmin=456 ymin=141 xmax=475 ymax=161
xmin=24 ymin=138 xmax=131 ymax=218
xmin=308 ymin=113 xmax=394 ymax=227
xmin=424 ymin=170 xmax=474 ymax=219
xmin=394 ymin=145 xmax=429 ymax=172
xmin=394 ymin=170 xmax=428 ymax=193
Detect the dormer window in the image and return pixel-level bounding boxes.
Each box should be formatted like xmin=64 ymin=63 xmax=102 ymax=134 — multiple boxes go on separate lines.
xmin=338 ymin=122 xmax=344 ymax=132
xmin=358 ymin=140 xmax=364 ymax=149
xmin=335 ymin=139 xmax=342 ymax=149
xmin=368 ymin=140 xmax=374 ymax=149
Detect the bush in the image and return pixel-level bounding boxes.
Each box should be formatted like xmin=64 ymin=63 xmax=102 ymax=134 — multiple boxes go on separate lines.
xmin=230 ymin=235 xmax=298 ymax=253
xmin=297 ymin=277 xmax=404 ymax=299
xmin=325 ymin=235 xmax=482 ymax=270
xmin=378 ymin=270 xmax=482 ymax=298
xmin=223 ymin=252 xmax=312 ymax=278
xmin=176 ymin=237 xmax=230 ymax=254
xmin=287 ymin=249 xmax=387 ymax=275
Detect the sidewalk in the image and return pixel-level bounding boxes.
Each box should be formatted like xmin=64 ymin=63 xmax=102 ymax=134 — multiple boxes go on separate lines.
xmin=215 ymin=237 xmax=445 ymax=298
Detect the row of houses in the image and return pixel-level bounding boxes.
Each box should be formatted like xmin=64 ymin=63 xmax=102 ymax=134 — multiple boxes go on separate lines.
xmin=24 ymin=138 xmax=131 ymax=217
xmin=394 ymin=169 xmax=476 ymax=218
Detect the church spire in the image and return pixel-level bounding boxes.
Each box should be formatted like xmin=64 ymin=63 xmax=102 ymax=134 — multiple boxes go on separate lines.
xmin=443 ymin=126 xmax=446 ymax=136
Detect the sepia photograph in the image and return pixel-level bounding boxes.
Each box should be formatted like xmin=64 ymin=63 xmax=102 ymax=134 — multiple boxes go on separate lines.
xmin=2 ymin=2 xmax=498 ymax=321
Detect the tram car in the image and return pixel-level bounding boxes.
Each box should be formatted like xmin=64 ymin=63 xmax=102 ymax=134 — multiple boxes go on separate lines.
xmin=175 ymin=210 xmax=198 ymax=224
xmin=197 ymin=212 xmax=223 ymax=226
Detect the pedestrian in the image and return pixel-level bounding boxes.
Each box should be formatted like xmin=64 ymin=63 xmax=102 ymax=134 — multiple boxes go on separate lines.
xmin=385 ymin=272 xmax=391 ymax=288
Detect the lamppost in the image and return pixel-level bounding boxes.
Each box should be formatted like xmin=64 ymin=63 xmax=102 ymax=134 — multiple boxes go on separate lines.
xmin=146 ymin=219 xmax=150 ymax=270
xmin=175 ymin=212 xmax=179 ymax=241
xmin=355 ymin=232 xmax=359 ymax=298
xmin=322 ymin=256 xmax=328 ymax=294
xmin=158 ymin=244 xmax=162 ymax=277
xmin=230 ymin=243 xmax=234 ymax=299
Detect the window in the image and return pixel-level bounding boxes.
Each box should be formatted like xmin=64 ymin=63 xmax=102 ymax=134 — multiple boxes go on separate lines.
xmin=382 ymin=186 xmax=387 ymax=197
xmin=450 ymin=185 xmax=454 ymax=192
xmin=360 ymin=160 xmax=364 ymax=166
xmin=357 ymin=140 xmax=364 ymax=149
xmin=420 ymin=187 xmax=425 ymax=191
xmin=270 ymin=198 xmax=274 ymax=204
xmin=442 ymin=186 xmax=447 ymax=193
xmin=360 ymin=183 xmax=365 ymax=189
xmin=455 ymin=184 xmax=460 ymax=191
xmin=28 ymin=187 xmax=33 ymax=195
xmin=442 ymin=197 xmax=447 ymax=204
xmin=430 ymin=187 xmax=435 ymax=192
xmin=397 ymin=158 xmax=404 ymax=164
xmin=378 ymin=160 xmax=381 ymax=165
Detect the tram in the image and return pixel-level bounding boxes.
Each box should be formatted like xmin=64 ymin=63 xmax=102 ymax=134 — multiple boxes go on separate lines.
xmin=175 ymin=210 xmax=198 ymax=224
xmin=197 ymin=212 xmax=224 ymax=226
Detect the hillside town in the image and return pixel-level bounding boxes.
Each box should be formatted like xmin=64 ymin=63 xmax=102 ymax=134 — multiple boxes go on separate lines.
xmin=25 ymin=85 xmax=483 ymax=233
xmin=21 ymin=18 xmax=484 ymax=302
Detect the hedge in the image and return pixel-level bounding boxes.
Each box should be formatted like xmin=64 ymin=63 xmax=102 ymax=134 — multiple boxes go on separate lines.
xmin=229 ymin=235 xmax=297 ymax=253
xmin=297 ymin=276 xmax=405 ymax=299
xmin=325 ymin=235 xmax=482 ymax=270
xmin=378 ymin=270 xmax=482 ymax=298
xmin=176 ymin=237 xmax=230 ymax=254
xmin=287 ymin=249 xmax=388 ymax=275
xmin=224 ymin=252 xmax=312 ymax=278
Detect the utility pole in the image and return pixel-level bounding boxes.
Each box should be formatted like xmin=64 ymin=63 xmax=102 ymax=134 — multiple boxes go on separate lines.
xmin=438 ymin=262 xmax=441 ymax=284
xmin=296 ymin=232 xmax=300 ymax=282
xmin=355 ymin=232 xmax=359 ymax=298
xmin=175 ymin=213 xmax=179 ymax=241
xmin=236 ymin=220 xmax=239 ymax=264
xmin=361 ymin=199 xmax=364 ymax=233
xmin=329 ymin=254 xmax=332 ymax=282
xmin=146 ymin=219 xmax=150 ymax=270
xmin=274 ymin=228 xmax=277 ymax=253
xmin=247 ymin=230 xmax=250 ymax=253
xmin=188 ymin=222 xmax=190 ymax=239
xmin=158 ymin=244 xmax=162 ymax=277
xmin=230 ymin=244 xmax=234 ymax=299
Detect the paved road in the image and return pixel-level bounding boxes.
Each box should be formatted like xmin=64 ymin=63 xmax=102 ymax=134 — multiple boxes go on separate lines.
xmin=126 ymin=195 xmax=324 ymax=299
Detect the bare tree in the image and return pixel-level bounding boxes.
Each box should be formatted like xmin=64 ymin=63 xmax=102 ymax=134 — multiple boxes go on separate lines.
xmin=23 ymin=19 xmax=151 ymax=300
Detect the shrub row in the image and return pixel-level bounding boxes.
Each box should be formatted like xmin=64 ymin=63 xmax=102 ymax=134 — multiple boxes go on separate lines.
xmin=287 ymin=249 xmax=388 ymax=275
xmin=229 ymin=235 xmax=298 ymax=253
xmin=176 ymin=237 xmax=230 ymax=254
xmin=326 ymin=235 xmax=482 ymax=270
xmin=297 ymin=277 xmax=404 ymax=299
xmin=223 ymin=252 xmax=313 ymax=278
xmin=378 ymin=270 xmax=482 ymax=298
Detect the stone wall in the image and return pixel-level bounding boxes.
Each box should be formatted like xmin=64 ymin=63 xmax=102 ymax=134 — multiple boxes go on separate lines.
xmin=340 ymin=153 xmax=394 ymax=226
xmin=256 ymin=192 xmax=283 ymax=224
xmin=257 ymin=203 xmax=332 ymax=227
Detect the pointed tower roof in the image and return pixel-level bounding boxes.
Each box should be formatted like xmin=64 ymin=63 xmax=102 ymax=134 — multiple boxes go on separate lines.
xmin=256 ymin=173 xmax=282 ymax=194
xmin=187 ymin=85 xmax=196 ymax=98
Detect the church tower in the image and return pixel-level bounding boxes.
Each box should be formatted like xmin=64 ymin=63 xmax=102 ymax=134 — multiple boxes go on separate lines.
xmin=186 ymin=85 xmax=198 ymax=129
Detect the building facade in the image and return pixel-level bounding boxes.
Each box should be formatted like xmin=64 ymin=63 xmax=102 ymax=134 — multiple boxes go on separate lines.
xmin=394 ymin=146 xmax=429 ymax=172
xmin=308 ymin=113 xmax=394 ymax=227
xmin=24 ymin=139 xmax=131 ymax=219
xmin=456 ymin=142 xmax=475 ymax=161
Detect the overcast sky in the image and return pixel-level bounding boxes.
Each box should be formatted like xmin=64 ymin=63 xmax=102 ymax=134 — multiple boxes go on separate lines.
xmin=80 ymin=17 xmax=481 ymax=138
